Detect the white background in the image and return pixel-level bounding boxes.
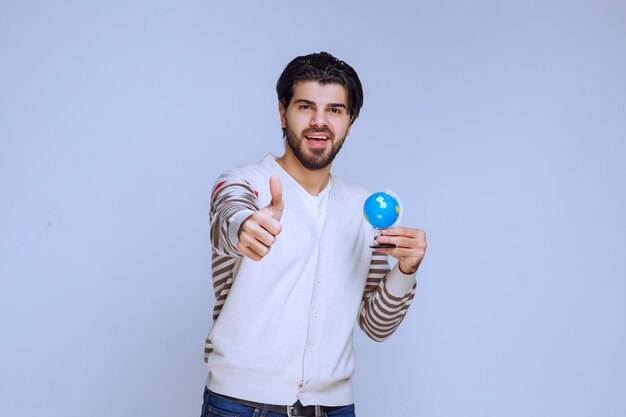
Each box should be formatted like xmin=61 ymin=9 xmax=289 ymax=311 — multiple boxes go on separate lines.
xmin=1 ymin=1 xmax=625 ymax=416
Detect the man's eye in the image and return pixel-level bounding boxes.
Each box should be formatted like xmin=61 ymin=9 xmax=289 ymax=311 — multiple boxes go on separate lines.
xmin=330 ymin=108 xmax=342 ymax=114
xmin=300 ymin=105 xmax=312 ymax=110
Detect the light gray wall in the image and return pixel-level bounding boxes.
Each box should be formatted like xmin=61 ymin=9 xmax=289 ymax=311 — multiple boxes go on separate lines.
xmin=1 ymin=1 xmax=625 ymax=416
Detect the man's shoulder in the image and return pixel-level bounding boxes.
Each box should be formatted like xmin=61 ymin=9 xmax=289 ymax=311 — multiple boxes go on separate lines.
xmin=209 ymin=155 xmax=275 ymax=201
xmin=219 ymin=153 xmax=275 ymax=179
xmin=331 ymin=175 xmax=371 ymax=201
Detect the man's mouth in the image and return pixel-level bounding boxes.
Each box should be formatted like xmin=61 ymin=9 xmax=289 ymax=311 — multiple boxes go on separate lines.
xmin=306 ymin=134 xmax=329 ymax=141
xmin=305 ymin=134 xmax=331 ymax=148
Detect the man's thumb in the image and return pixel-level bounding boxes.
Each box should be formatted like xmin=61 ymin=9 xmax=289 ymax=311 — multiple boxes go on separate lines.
xmin=269 ymin=176 xmax=284 ymax=221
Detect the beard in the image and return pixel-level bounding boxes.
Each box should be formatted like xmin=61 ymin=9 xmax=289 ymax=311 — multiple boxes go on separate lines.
xmin=284 ymin=124 xmax=346 ymax=170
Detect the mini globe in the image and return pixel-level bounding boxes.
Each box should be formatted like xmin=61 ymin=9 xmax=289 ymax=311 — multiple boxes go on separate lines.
xmin=363 ymin=191 xmax=401 ymax=229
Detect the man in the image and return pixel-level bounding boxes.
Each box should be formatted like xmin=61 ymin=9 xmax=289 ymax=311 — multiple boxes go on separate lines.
xmin=201 ymin=52 xmax=427 ymax=417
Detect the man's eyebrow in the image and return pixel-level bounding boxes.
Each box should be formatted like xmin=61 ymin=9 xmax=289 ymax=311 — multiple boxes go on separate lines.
xmin=292 ymin=99 xmax=347 ymax=109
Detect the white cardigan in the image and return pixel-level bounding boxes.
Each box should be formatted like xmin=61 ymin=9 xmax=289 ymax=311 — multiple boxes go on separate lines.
xmin=204 ymin=154 xmax=416 ymax=406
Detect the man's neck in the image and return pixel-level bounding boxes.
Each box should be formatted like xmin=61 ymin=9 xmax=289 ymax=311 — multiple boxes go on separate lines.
xmin=276 ymin=151 xmax=331 ymax=196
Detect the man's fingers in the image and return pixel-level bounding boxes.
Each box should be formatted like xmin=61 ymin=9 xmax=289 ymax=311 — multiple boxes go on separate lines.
xmin=375 ymin=246 xmax=426 ymax=263
xmin=247 ymin=238 xmax=271 ymax=258
xmin=241 ymin=210 xmax=282 ymax=238
xmin=257 ymin=211 xmax=282 ymax=236
xmin=238 ymin=235 xmax=271 ymax=260
xmin=382 ymin=227 xmax=426 ymax=239
xmin=245 ymin=223 xmax=277 ymax=247
xmin=235 ymin=176 xmax=284 ymax=261
xmin=236 ymin=241 xmax=262 ymax=261
xmin=269 ymin=176 xmax=284 ymax=221
xmin=377 ymin=227 xmax=426 ymax=249
xmin=376 ymin=235 xmax=417 ymax=248
xmin=375 ymin=227 xmax=427 ymax=274
xmin=382 ymin=247 xmax=415 ymax=258
xmin=237 ymin=212 xmax=281 ymax=261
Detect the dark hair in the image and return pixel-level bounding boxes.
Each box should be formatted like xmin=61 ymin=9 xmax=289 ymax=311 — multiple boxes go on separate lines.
xmin=276 ymin=51 xmax=364 ymax=123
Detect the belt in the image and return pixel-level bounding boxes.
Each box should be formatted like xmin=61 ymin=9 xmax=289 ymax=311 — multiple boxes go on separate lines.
xmin=211 ymin=390 xmax=345 ymax=417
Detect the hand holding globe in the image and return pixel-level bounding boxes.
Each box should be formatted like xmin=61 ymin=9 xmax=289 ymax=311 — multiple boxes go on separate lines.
xmin=363 ymin=191 xmax=402 ymax=248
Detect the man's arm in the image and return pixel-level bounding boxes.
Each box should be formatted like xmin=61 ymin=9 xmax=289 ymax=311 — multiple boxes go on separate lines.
xmin=209 ymin=176 xmax=260 ymax=257
xmin=358 ymin=251 xmax=417 ymax=342
xmin=358 ymin=227 xmax=427 ymax=342
xmin=210 ymin=175 xmax=284 ymax=260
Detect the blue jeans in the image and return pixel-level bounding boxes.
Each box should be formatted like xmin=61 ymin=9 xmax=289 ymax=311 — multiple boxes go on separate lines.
xmin=200 ymin=387 xmax=356 ymax=417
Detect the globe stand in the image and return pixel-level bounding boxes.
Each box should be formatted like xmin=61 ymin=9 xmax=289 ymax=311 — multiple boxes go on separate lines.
xmin=370 ymin=243 xmax=396 ymax=249
xmin=370 ymin=229 xmax=396 ymax=249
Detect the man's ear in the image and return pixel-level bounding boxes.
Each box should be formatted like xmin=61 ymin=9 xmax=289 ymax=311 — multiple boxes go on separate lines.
xmin=278 ymin=101 xmax=287 ymax=128
xmin=345 ymin=117 xmax=355 ymax=137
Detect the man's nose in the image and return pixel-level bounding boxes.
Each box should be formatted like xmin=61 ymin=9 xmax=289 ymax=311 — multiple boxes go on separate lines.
xmin=310 ymin=109 xmax=327 ymax=127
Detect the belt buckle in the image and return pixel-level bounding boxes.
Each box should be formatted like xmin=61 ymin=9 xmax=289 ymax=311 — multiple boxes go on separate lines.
xmin=286 ymin=405 xmax=304 ymax=417
xmin=287 ymin=404 xmax=322 ymax=417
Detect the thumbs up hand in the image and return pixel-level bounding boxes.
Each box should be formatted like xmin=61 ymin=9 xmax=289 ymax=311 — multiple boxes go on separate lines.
xmin=267 ymin=175 xmax=284 ymax=222
xmin=236 ymin=176 xmax=284 ymax=261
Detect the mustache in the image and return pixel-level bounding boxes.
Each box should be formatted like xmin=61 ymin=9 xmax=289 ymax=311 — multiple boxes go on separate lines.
xmin=304 ymin=127 xmax=334 ymax=138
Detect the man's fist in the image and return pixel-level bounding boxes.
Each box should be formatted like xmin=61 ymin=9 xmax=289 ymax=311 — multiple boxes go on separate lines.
xmin=375 ymin=227 xmax=427 ymax=274
xmin=236 ymin=176 xmax=284 ymax=261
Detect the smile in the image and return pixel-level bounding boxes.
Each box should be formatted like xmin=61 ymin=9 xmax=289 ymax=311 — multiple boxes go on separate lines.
xmin=305 ymin=135 xmax=331 ymax=149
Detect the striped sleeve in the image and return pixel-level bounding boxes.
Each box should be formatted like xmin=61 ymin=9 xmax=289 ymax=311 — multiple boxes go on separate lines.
xmin=358 ymin=250 xmax=417 ymax=342
xmin=204 ymin=175 xmax=260 ymax=362
xmin=209 ymin=176 xmax=260 ymax=256
xmin=204 ymin=251 xmax=241 ymax=362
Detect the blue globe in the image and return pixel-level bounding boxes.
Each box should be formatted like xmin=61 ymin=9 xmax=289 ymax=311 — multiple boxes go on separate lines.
xmin=363 ymin=192 xmax=400 ymax=229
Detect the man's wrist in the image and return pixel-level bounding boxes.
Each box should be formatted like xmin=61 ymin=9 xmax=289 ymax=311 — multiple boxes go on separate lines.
xmin=385 ymin=263 xmax=417 ymax=297
xmin=398 ymin=263 xmax=417 ymax=275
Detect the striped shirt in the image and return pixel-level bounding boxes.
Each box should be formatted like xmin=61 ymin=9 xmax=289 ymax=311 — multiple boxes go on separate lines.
xmin=204 ymin=154 xmax=417 ymax=406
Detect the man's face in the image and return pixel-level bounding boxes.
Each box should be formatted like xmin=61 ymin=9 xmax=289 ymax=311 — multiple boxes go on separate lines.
xmin=279 ymin=81 xmax=352 ymax=170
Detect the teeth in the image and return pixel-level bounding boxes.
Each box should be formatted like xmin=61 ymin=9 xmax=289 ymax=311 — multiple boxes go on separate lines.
xmin=308 ymin=136 xmax=328 ymax=140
